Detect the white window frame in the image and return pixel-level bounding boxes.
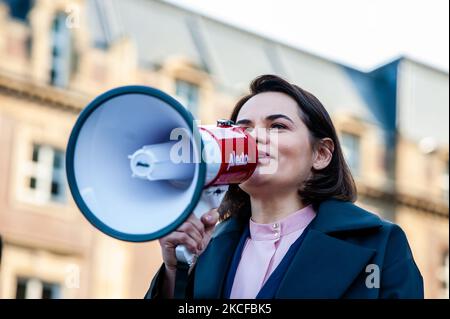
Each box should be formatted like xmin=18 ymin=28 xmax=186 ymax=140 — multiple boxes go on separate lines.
xmin=16 ymin=277 xmax=61 ymax=299
xmin=442 ymin=160 xmax=449 ymax=202
xmin=175 ymin=79 xmax=199 ymax=116
xmin=341 ymin=131 xmax=361 ymax=176
xmin=50 ymin=12 xmax=73 ymax=87
xmin=23 ymin=144 xmax=66 ymax=204
xmin=438 ymin=251 xmax=449 ymax=299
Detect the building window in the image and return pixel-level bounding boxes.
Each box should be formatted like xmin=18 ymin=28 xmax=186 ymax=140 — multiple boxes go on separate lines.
xmin=15 ymin=277 xmax=60 ymax=299
xmin=25 ymin=144 xmax=66 ymax=203
xmin=49 ymin=12 xmax=74 ymax=87
xmin=442 ymin=159 xmax=449 ymax=202
xmin=341 ymin=132 xmax=361 ymax=176
xmin=175 ymin=79 xmax=199 ymax=116
xmin=438 ymin=250 xmax=449 ymax=299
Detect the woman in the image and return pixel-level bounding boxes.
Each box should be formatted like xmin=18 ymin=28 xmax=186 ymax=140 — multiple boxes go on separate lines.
xmin=145 ymin=74 xmax=424 ymax=299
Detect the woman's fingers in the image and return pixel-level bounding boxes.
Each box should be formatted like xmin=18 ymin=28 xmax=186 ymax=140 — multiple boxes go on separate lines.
xmin=159 ymin=210 xmax=220 ymax=272
xmin=201 ymin=209 xmax=220 ymax=235
xmin=168 ymin=231 xmax=200 ymax=255
xmin=176 ymin=222 xmax=203 ymax=249
xmin=185 ymin=214 xmax=206 ymax=237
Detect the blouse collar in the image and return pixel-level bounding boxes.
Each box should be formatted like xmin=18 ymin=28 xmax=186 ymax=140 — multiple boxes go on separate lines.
xmin=249 ymin=205 xmax=316 ymax=241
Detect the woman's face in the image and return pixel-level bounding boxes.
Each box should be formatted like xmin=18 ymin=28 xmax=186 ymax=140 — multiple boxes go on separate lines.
xmin=236 ymin=91 xmax=315 ymax=197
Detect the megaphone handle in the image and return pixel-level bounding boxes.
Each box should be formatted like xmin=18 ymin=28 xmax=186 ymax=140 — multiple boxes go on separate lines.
xmin=173 ymin=185 xmax=228 ymax=298
xmin=175 ymin=185 xmax=228 ymax=266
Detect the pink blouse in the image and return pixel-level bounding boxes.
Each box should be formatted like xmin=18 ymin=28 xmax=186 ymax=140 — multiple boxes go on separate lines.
xmin=229 ymin=205 xmax=316 ymax=299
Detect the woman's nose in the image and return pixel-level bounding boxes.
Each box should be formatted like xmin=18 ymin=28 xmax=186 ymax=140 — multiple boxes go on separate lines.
xmin=249 ymin=127 xmax=269 ymax=145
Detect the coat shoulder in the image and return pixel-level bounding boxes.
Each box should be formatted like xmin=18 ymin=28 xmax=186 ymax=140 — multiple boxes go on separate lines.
xmin=318 ymin=200 xmax=415 ymax=258
xmin=315 ymin=199 xmax=385 ymax=233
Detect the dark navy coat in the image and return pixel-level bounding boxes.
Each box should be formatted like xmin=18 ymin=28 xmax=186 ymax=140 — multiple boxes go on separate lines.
xmin=146 ymin=199 xmax=424 ymax=299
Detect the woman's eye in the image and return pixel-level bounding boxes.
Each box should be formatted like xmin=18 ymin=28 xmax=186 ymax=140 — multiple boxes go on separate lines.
xmin=270 ymin=123 xmax=287 ymax=130
xmin=243 ymin=126 xmax=254 ymax=132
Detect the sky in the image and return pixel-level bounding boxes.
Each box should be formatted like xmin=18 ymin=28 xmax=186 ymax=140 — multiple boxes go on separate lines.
xmin=165 ymin=0 xmax=449 ymax=72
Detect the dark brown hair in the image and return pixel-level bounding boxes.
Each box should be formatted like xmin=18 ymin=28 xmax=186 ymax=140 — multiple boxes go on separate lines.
xmin=218 ymin=74 xmax=357 ymax=221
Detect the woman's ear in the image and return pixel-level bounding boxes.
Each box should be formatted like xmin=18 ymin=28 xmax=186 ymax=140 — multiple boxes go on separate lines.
xmin=312 ymin=138 xmax=334 ymax=170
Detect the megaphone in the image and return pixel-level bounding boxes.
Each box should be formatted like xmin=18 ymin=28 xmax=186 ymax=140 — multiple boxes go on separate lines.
xmin=66 ymin=86 xmax=258 ymax=265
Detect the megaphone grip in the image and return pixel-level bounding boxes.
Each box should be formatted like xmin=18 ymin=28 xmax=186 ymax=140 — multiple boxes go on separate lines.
xmin=175 ymin=185 xmax=228 ymax=265
xmin=175 ymin=245 xmax=197 ymax=266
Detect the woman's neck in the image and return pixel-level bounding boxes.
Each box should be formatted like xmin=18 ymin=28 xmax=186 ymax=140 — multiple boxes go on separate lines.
xmin=250 ymin=191 xmax=305 ymax=224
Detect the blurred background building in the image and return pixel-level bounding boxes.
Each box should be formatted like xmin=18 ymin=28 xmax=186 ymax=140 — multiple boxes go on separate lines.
xmin=0 ymin=0 xmax=448 ymax=298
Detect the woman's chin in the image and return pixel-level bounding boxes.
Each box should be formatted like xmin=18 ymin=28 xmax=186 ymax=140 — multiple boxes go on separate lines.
xmin=240 ymin=170 xmax=271 ymax=190
xmin=240 ymin=158 xmax=279 ymax=191
xmin=257 ymin=157 xmax=271 ymax=165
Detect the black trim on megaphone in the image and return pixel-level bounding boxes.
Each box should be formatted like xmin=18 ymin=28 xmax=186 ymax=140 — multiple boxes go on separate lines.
xmin=66 ymin=85 xmax=207 ymax=242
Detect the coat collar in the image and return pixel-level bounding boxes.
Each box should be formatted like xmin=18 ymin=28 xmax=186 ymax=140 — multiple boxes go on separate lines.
xmin=212 ymin=199 xmax=384 ymax=239
xmin=310 ymin=199 xmax=383 ymax=233
xmin=194 ymin=199 xmax=383 ymax=298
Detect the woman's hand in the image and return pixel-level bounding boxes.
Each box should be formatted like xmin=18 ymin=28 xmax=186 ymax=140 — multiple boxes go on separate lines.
xmin=159 ymin=209 xmax=220 ymax=272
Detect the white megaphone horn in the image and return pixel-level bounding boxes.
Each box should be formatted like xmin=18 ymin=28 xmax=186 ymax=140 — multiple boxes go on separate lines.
xmin=66 ymin=86 xmax=258 ymax=265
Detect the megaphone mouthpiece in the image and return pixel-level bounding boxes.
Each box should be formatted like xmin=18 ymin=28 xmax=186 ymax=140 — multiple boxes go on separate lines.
xmin=129 ymin=141 xmax=196 ymax=181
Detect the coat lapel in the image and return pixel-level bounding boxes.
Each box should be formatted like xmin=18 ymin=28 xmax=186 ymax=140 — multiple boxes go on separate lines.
xmin=195 ymin=199 xmax=383 ymax=299
xmin=194 ymin=217 xmax=244 ymax=298
xmin=276 ymin=199 xmax=382 ymax=298
xmin=275 ymin=229 xmax=376 ymax=298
